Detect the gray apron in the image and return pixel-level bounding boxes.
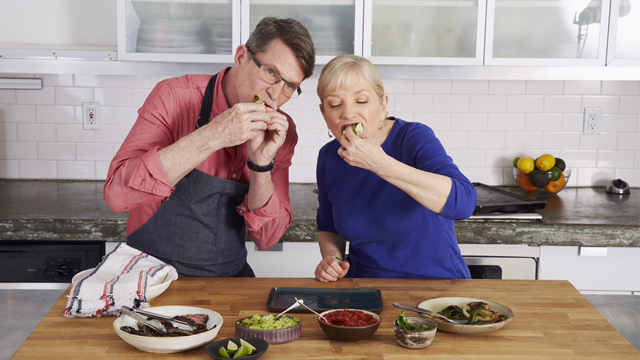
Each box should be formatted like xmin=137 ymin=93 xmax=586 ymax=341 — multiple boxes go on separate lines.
xmin=127 ymin=74 xmax=255 ymax=277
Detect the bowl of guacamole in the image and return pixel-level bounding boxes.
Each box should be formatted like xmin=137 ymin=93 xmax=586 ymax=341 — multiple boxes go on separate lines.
xmin=235 ymin=314 xmax=301 ymax=344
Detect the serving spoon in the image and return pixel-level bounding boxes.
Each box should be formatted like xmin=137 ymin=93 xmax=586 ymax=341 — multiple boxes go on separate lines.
xmin=294 ymin=297 xmax=328 ymax=322
xmin=393 ymin=303 xmax=468 ymax=324
xmin=275 ymin=299 xmax=303 ymax=318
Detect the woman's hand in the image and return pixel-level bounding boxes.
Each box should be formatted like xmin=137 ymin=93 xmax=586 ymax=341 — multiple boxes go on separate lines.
xmin=314 ymin=255 xmax=350 ymax=282
xmin=337 ymin=127 xmax=387 ymax=172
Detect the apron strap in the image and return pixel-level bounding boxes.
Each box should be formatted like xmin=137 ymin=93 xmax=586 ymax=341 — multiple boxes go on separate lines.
xmin=195 ymin=73 xmax=219 ymax=130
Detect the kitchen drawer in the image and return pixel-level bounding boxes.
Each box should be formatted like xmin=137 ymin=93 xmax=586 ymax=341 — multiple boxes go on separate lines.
xmin=538 ymin=246 xmax=640 ymax=293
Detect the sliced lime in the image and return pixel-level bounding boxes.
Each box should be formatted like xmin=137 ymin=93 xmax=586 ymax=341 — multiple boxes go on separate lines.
xmin=226 ymin=340 xmax=238 ymax=356
xmin=232 ymin=345 xmax=249 ymax=359
xmin=239 ymin=339 xmax=256 ymax=355
xmin=217 ymin=346 xmax=231 ymax=359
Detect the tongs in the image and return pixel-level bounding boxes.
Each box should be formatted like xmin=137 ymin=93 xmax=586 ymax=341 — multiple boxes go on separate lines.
xmin=393 ymin=303 xmax=469 ymax=324
xmin=121 ymin=306 xmax=197 ymax=331
xmin=120 ymin=306 xmax=167 ymax=335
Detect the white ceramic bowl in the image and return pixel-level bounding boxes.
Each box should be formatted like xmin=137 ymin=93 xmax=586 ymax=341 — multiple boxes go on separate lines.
xmin=72 ymin=268 xmax=173 ymax=300
xmin=113 ymin=305 xmax=223 ymax=353
xmin=417 ymin=297 xmax=514 ymax=335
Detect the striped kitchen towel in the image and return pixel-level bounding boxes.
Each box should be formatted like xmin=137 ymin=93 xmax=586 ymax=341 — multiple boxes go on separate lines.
xmin=63 ymin=243 xmax=178 ymax=318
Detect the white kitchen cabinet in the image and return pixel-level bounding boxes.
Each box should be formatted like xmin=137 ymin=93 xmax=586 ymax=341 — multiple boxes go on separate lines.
xmin=247 ymin=242 xmax=320 ymax=278
xmin=242 ymin=0 xmax=364 ymax=64
xmin=606 ymin=0 xmax=639 ymax=66
xmin=538 ymin=246 xmax=640 ymax=294
xmin=117 ymin=0 xmax=240 ymax=63
xmin=485 ymin=0 xmax=610 ymax=66
xmin=364 ymin=0 xmax=486 ymax=65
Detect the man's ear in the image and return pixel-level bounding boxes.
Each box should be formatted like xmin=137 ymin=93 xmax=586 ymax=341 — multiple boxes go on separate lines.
xmin=234 ymin=45 xmax=248 ymax=67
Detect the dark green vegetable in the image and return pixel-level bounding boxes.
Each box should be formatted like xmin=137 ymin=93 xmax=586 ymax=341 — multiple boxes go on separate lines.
xmin=438 ymin=305 xmax=466 ymax=320
xmin=396 ymin=312 xmax=434 ymax=331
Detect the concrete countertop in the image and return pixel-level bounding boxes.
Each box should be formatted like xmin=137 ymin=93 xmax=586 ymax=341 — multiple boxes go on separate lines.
xmin=0 ymin=180 xmax=638 ymax=247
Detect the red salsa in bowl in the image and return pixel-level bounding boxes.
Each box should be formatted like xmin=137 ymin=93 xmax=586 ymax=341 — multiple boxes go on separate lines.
xmin=322 ymin=309 xmax=379 ymax=327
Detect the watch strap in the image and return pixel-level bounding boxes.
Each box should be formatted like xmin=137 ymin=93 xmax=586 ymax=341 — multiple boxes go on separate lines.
xmin=247 ymin=158 xmax=274 ymax=172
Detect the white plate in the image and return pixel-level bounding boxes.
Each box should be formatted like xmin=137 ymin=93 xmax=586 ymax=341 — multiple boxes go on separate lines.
xmin=72 ymin=268 xmax=173 ymax=300
xmin=417 ymin=297 xmax=514 ymax=334
xmin=113 ymin=305 xmax=223 ymax=353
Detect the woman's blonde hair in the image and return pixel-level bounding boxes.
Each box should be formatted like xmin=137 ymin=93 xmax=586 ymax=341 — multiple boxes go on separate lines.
xmin=317 ymin=55 xmax=385 ymax=105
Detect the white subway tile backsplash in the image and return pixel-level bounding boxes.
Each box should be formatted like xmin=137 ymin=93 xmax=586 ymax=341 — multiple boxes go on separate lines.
xmin=0 ymin=142 xmax=37 ymax=160
xmin=579 ymin=133 xmax=618 ymax=150
xmin=16 ymin=87 xmax=55 ymax=105
xmin=396 ymin=94 xmax=432 ymax=112
xmin=615 ymin=168 xmax=639 ymax=187
xmin=525 ymin=113 xmax=563 ymax=131
xmin=543 ymin=96 xmax=582 ymax=113
xmin=597 ymin=150 xmax=635 ymax=168
xmin=602 ymin=81 xmax=640 ymax=95
xmin=0 ymin=90 xmax=16 ymax=104
xmin=526 ymin=80 xmax=563 ymax=95
xmin=19 ymin=160 xmax=57 ymax=179
xmin=58 ymin=160 xmax=96 ymax=179
xmin=451 ymin=113 xmax=487 ymax=131
xmin=55 ymin=87 xmax=94 ymax=106
xmin=0 ymin=160 xmax=19 ymax=177
xmin=36 ymin=105 xmax=74 ymax=124
xmin=95 ymin=88 xmax=132 ymax=107
xmin=489 ymin=80 xmax=526 ymax=94
xmin=17 ymin=124 xmax=56 ymax=142
xmin=452 ymin=80 xmax=488 ymax=94
xmin=38 ymin=142 xmax=76 ymax=160
xmin=469 ymin=95 xmax=507 ymax=113
xmin=0 ymin=76 xmax=636 ymax=187
xmin=506 ymin=95 xmax=544 ymax=113
xmin=0 ymin=123 xmax=18 ymax=141
xmin=74 ymin=75 xmax=113 ymax=88
xmin=564 ymin=81 xmax=601 ymax=95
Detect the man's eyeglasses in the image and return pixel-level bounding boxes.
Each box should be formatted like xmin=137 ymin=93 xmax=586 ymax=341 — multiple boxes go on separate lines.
xmin=246 ymin=46 xmax=302 ymax=99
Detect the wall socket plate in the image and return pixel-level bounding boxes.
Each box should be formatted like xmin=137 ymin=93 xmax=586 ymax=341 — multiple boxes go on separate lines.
xmin=82 ymin=102 xmax=101 ymax=130
xmin=583 ymin=107 xmax=600 ymax=135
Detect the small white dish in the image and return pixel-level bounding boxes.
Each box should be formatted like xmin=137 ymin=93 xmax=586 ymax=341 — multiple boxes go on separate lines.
xmin=72 ymin=268 xmax=173 ymax=300
xmin=417 ymin=297 xmax=514 ymax=335
xmin=113 ymin=305 xmax=223 ymax=353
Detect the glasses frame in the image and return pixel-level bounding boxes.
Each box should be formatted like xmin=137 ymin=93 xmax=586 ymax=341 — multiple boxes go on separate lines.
xmin=246 ymin=46 xmax=302 ymax=98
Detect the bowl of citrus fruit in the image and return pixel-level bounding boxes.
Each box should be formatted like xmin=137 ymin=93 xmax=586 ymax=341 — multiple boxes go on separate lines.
xmin=513 ymin=154 xmax=571 ymax=194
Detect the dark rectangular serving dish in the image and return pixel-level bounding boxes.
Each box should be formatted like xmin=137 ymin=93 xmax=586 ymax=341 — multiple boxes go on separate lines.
xmin=473 ymin=182 xmax=547 ymax=214
xmin=266 ymin=287 xmax=383 ymax=314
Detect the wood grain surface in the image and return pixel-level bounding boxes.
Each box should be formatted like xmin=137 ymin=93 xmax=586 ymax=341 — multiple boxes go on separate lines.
xmin=13 ymin=278 xmax=639 ymax=359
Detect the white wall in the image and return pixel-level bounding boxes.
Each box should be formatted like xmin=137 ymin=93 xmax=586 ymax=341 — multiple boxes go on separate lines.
xmin=0 ymin=73 xmax=638 ymax=187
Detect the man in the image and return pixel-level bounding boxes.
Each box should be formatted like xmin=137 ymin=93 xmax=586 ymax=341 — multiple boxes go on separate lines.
xmin=104 ymin=17 xmax=315 ymax=277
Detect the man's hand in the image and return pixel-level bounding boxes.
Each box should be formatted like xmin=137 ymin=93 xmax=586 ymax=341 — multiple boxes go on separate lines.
xmin=247 ymin=108 xmax=289 ymax=166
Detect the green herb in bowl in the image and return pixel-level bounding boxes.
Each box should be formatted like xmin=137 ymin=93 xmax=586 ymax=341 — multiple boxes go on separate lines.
xmin=396 ymin=311 xmax=434 ymax=331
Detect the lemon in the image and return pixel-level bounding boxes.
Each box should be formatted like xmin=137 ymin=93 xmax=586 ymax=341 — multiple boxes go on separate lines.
xmin=240 ymin=339 xmax=256 ymax=355
xmin=232 ymin=346 xmax=249 ymax=359
xmin=218 ymin=346 xmax=231 ymax=359
xmin=517 ymin=157 xmax=535 ymax=174
xmin=227 ymin=340 xmax=238 ymax=356
xmin=536 ymin=154 xmax=556 ymax=172
xmin=512 ymin=156 xmax=521 ymax=168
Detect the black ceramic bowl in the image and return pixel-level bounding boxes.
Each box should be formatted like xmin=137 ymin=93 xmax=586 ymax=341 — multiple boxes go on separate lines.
xmin=317 ymin=309 xmax=381 ymax=342
xmin=205 ymin=337 xmax=268 ymax=360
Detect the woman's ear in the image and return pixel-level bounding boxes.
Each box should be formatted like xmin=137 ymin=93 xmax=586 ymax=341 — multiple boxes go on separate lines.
xmin=319 ymin=103 xmax=326 ymax=119
xmin=382 ymin=94 xmax=389 ymax=115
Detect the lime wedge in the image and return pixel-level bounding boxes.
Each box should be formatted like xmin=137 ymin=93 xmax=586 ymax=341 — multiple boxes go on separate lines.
xmin=226 ymin=340 xmax=238 ymax=356
xmin=232 ymin=345 xmax=249 ymax=359
xmin=217 ymin=346 xmax=231 ymax=359
xmin=239 ymin=339 xmax=256 ymax=355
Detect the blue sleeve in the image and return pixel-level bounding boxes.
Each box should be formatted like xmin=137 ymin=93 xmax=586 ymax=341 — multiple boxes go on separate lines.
xmin=404 ymin=123 xmax=477 ymax=220
xmin=316 ymin=146 xmax=338 ymax=233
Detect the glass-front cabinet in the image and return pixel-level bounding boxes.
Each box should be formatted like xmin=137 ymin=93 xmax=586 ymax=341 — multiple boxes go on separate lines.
xmin=607 ymin=0 xmax=639 ymax=65
xmin=117 ymin=0 xmax=240 ymax=62
xmin=242 ymin=0 xmax=363 ymax=64
xmin=363 ymin=0 xmax=486 ymax=65
xmin=485 ymin=0 xmax=611 ymax=66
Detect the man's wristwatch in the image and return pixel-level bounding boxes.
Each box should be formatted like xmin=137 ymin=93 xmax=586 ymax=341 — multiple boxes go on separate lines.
xmin=247 ymin=158 xmax=274 ymax=172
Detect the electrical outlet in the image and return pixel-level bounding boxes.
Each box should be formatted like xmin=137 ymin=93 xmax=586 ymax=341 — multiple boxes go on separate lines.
xmin=82 ymin=102 xmax=101 ymax=130
xmin=583 ymin=107 xmax=600 ymax=135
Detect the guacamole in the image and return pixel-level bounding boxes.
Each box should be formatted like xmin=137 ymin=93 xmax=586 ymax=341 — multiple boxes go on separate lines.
xmin=238 ymin=314 xmax=299 ymax=330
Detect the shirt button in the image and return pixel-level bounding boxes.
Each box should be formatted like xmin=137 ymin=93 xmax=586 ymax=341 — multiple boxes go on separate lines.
xmin=231 ymin=174 xmax=237 ymax=179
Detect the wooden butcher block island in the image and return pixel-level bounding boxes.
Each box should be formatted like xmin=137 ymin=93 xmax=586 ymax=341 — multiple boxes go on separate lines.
xmin=14 ymin=278 xmax=638 ymax=359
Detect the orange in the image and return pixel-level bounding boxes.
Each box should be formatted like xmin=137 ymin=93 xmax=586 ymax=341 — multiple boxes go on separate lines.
xmin=544 ymin=173 xmax=566 ymax=194
xmin=517 ymin=173 xmax=538 ymax=191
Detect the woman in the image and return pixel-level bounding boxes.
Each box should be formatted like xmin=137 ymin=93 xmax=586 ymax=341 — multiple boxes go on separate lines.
xmin=314 ymin=55 xmax=477 ymax=281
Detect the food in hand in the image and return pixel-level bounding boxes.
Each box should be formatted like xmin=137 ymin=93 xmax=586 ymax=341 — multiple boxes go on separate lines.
xmin=253 ymin=94 xmax=265 ymax=105
xmin=321 ymin=309 xmax=378 ymax=327
xmin=238 ymin=314 xmax=299 ymax=330
xmin=396 ymin=311 xmax=434 ymax=331
xmin=120 ymin=313 xmax=210 ymax=337
xmin=352 ymin=123 xmax=364 ymax=135
xmin=436 ymin=302 xmax=507 ymax=325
